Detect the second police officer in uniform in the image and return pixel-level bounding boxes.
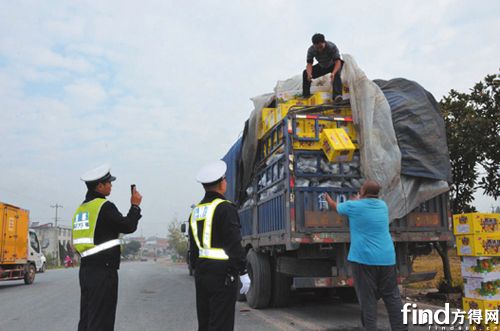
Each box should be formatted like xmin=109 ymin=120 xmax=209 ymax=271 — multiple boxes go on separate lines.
xmin=189 ymin=160 xmax=251 ymax=331
xmin=72 ymin=164 xmax=143 ymax=331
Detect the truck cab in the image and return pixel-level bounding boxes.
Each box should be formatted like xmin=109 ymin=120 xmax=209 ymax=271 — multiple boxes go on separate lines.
xmin=28 ymin=229 xmax=46 ymax=273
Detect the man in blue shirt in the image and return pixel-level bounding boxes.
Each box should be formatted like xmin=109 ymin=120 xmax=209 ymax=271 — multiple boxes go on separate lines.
xmin=325 ymin=180 xmax=407 ymax=331
xmin=303 ymin=33 xmax=343 ymax=102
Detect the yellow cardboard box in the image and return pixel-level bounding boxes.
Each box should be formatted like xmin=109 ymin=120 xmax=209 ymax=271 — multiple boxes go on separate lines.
xmin=293 ymin=140 xmax=321 ymax=151
xmin=456 ymin=233 xmax=500 ymax=256
xmin=308 ymin=92 xmax=332 ymax=106
xmin=462 ymin=298 xmax=500 ymax=330
xmin=295 ymin=119 xmax=336 ymax=138
xmin=259 ymin=107 xmax=276 ymax=139
xmin=321 ymin=107 xmax=352 ymax=117
xmin=453 ymin=213 xmax=500 ymax=235
xmin=336 ymin=121 xmax=357 ymax=142
xmin=463 ymin=297 xmax=485 ymax=312
xmin=320 ymin=128 xmax=356 ymax=163
xmin=484 ymin=300 xmax=500 ymax=328
xmin=292 ymin=118 xmax=337 ymax=150
xmin=278 ymin=99 xmax=309 ymax=116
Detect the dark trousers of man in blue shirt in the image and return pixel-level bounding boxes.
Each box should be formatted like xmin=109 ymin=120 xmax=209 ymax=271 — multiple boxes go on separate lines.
xmin=351 ymin=262 xmax=407 ymax=331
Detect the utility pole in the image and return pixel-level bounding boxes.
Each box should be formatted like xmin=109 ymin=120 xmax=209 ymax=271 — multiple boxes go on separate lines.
xmin=51 ymin=204 xmax=63 ymax=266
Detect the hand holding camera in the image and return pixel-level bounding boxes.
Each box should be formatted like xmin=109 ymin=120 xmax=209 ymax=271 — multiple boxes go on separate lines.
xmin=130 ymin=184 xmax=142 ymax=206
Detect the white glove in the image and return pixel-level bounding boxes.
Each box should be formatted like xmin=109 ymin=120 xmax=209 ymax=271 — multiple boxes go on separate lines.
xmin=239 ymin=273 xmax=251 ymax=295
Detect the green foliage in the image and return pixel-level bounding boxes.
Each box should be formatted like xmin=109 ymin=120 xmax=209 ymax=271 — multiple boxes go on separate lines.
xmin=123 ymin=240 xmax=141 ymax=257
xmin=440 ymin=74 xmax=500 ymax=213
xmin=167 ymin=220 xmax=188 ymax=261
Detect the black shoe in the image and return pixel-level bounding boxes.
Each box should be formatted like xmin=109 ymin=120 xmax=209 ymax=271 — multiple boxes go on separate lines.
xmin=333 ymin=95 xmax=343 ymax=103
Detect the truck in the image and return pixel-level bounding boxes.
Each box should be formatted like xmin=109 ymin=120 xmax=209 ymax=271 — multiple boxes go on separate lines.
xmin=1 ymin=202 xmax=43 ymax=284
xmin=222 ymin=58 xmax=454 ymax=308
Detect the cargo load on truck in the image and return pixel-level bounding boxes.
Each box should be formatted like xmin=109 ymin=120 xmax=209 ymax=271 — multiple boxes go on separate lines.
xmin=222 ymin=54 xmax=454 ymax=309
xmin=230 ymin=55 xmax=451 ymax=220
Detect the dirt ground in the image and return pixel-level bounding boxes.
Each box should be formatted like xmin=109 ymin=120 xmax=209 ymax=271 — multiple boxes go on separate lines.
xmin=402 ymin=248 xmax=463 ymax=308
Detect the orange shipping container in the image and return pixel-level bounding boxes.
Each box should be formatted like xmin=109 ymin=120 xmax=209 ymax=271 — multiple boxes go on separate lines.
xmin=1 ymin=202 xmax=29 ymax=264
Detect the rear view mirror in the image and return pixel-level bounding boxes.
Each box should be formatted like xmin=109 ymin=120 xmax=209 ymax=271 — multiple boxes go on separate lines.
xmin=180 ymin=223 xmax=186 ymax=233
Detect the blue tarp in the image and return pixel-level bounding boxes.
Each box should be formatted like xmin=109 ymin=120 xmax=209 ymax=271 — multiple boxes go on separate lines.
xmin=222 ymin=137 xmax=243 ymax=203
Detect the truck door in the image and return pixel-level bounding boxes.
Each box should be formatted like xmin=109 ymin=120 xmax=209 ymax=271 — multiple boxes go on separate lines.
xmin=2 ymin=206 xmax=22 ymax=263
xmin=29 ymin=230 xmax=42 ymax=270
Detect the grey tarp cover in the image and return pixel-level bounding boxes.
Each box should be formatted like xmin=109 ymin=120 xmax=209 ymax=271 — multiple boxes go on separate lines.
xmin=373 ymin=78 xmax=452 ymax=182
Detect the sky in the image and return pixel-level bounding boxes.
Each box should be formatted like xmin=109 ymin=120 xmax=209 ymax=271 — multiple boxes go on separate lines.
xmin=1 ymin=1 xmax=499 ymax=237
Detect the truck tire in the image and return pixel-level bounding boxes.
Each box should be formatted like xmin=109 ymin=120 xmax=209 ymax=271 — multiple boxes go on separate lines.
xmin=270 ymin=267 xmax=292 ymax=308
xmin=246 ymin=249 xmax=271 ymax=309
xmin=24 ymin=264 xmax=36 ymax=285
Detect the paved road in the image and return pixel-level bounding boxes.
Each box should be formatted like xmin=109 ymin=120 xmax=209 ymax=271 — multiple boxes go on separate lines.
xmin=0 ymin=260 xmax=439 ymax=330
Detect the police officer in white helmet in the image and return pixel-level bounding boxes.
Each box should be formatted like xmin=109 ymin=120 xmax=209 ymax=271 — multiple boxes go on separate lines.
xmin=73 ymin=164 xmax=142 ymax=331
xmin=189 ymin=160 xmax=250 ymax=331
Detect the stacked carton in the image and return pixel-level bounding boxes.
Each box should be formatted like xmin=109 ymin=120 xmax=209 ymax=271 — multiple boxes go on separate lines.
xmin=454 ymin=213 xmax=500 ymax=329
xmin=259 ymin=87 xmax=356 ymax=163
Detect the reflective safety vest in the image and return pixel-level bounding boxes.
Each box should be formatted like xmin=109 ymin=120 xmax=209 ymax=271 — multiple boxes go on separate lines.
xmin=72 ymin=198 xmax=123 ymax=258
xmin=190 ymin=198 xmax=230 ymax=260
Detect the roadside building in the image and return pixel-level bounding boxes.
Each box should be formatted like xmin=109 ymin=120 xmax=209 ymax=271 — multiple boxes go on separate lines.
xmin=31 ymin=222 xmax=73 ymax=266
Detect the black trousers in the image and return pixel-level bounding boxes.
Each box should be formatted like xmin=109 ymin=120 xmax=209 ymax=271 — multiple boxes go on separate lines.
xmin=195 ymin=272 xmax=238 ymax=331
xmin=78 ymin=266 xmax=119 ymax=331
xmin=351 ymin=262 xmax=407 ymax=331
xmin=302 ymin=63 xmax=343 ymax=98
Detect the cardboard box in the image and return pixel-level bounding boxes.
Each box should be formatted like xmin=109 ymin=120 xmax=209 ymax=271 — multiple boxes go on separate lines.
xmin=342 ymin=84 xmax=350 ymax=100
xmin=259 ymin=107 xmax=276 ymax=139
xmin=484 ymin=300 xmax=500 ymax=328
xmin=292 ymin=118 xmax=337 ymax=150
xmin=278 ymin=99 xmax=308 ymax=116
xmin=464 ymin=276 xmax=500 ymax=300
xmin=293 ymin=140 xmax=321 ymax=150
xmin=336 ymin=121 xmax=357 ymax=142
xmin=462 ymin=298 xmax=500 ymax=331
xmin=453 ymin=213 xmax=500 ymax=235
xmin=456 ymin=234 xmax=500 ymax=256
xmin=463 ymin=297 xmax=485 ymax=312
xmin=461 ymin=257 xmax=500 ymax=278
xmin=320 ymin=128 xmax=355 ymax=163
xmin=308 ymin=92 xmax=332 ymax=106
xmin=276 ymin=91 xmax=304 ymax=104
xmin=321 ymin=107 xmax=352 ymax=117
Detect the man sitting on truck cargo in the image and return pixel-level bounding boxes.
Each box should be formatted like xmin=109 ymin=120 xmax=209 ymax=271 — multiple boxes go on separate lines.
xmin=324 ymin=180 xmax=407 ymax=331
xmin=303 ymin=33 xmax=343 ymax=102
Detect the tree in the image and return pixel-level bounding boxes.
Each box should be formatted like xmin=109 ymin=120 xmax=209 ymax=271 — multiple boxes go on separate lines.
xmin=440 ymin=73 xmax=500 ymax=213
xmin=167 ymin=220 xmax=188 ymax=261
xmin=123 ymin=240 xmax=141 ymax=257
